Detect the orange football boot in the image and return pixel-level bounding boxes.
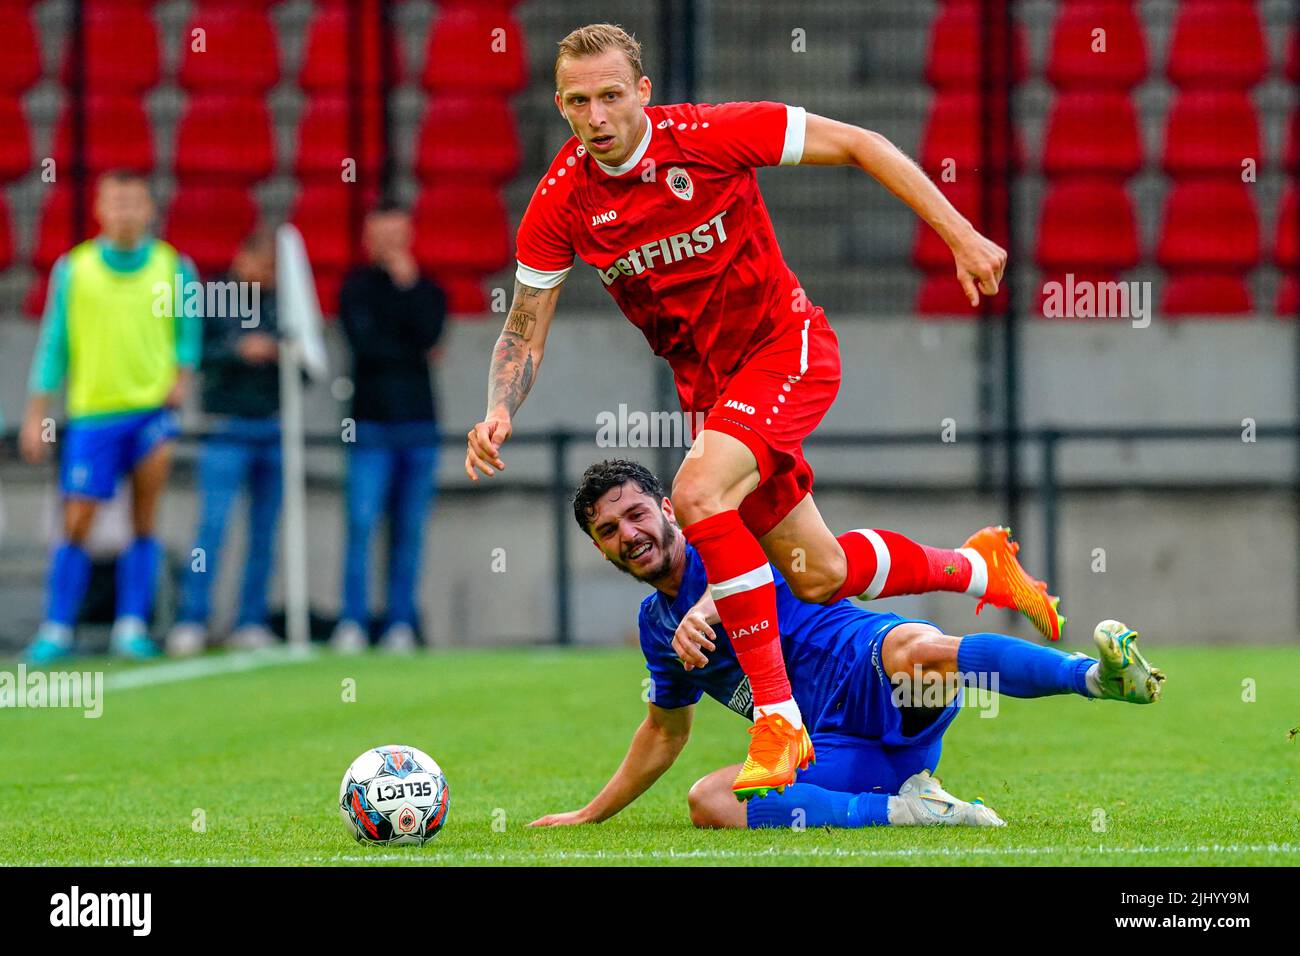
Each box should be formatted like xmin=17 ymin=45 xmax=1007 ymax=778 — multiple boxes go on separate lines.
xmin=962 ymin=526 xmax=1066 ymax=641
xmin=731 ymin=713 xmax=815 ymax=801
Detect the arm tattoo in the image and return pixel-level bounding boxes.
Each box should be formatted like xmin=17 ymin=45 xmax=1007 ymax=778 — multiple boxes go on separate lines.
xmin=487 ymin=282 xmax=547 ymax=416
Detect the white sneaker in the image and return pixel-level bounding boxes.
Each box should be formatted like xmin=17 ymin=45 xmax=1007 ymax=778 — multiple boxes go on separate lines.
xmin=228 ymin=623 xmax=278 ymax=651
xmin=378 ymin=622 xmax=418 ymax=654
xmin=329 ymin=620 xmax=369 ymax=654
xmin=889 ymin=770 xmax=1006 ymax=827
xmin=166 ymin=622 xmax=207 ymax=658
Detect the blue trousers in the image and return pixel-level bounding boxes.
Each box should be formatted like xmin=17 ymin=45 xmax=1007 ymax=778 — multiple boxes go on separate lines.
xmin=178 ymin=417 xmax=282 ymax=628
xmin=341 ymin=421 xmax=439 ymax=629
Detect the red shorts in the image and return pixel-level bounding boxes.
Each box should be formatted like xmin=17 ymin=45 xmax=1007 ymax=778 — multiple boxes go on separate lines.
xmin=697 ymin=309 xmax=841 ymax=537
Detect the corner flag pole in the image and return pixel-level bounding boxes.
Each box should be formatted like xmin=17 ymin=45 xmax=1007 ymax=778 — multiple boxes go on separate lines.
xmin=275 ymin=224 xmax=329 ymax=649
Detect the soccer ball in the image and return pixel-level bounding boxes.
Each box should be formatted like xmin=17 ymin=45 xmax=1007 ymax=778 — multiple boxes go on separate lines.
xmin=339 ymin=744 xmax=450 ymax=846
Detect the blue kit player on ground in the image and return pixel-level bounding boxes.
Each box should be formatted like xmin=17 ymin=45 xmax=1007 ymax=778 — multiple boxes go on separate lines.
xmin=531 ymin=460 xmax=1166 ymax=830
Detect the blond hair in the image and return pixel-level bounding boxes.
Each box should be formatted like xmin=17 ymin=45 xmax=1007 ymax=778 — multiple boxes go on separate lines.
xmin=554 ymin=23 xmax=644 ymax=89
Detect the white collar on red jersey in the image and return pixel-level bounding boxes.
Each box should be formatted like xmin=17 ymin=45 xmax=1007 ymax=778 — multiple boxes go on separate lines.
xmin=592 ymin=111 xmax=653 ymax=177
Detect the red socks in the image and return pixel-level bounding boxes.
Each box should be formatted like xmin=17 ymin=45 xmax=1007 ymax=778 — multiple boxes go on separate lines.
xmin=828 ymin=529 xmax=985 ymax=604
xmin=681 ymin=510 xmax=792 ymax=708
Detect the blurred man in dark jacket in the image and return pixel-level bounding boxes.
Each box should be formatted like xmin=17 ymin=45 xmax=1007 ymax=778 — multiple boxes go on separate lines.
xmin=168 ymin=230 xmax=282 ymax=656
xmin=331 ymin=202 xmax=446 ymax=653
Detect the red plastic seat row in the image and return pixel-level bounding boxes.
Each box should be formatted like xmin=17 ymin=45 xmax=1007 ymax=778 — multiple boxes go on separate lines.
xmin=423 ymin=8 xmax=527 ymax=94
xmin=414 ymin=95 xmax=519 ymax=183
xmin=178 ymin=4 xmax=280 ymax=93
xmin=919 ymin=91 xmax=1025 ymax=178
xmin=924 ymin=1 xmax=1029 ymax=91
xmin=0 ymin=7 xmax=40 ymax=93
xmin=1166 ymin=1 xmax=1266 ymax=89
xmin=60 ymin=3 xmax=160 ymax=94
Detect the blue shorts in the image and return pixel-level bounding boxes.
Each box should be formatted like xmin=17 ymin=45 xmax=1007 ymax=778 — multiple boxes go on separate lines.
xmin=60 ymin=409 xmax=180 ymax=500
xmin=802 ymin=616 xmax=963 ymax=794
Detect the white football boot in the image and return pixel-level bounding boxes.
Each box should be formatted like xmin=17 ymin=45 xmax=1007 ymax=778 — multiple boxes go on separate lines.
xmin=1091 ymin=620 xmax=1165 ymax=704
xmin=165 ymin=622 xmax=207 ymax=658
xmin=889 ymin=770 xmax=1006 ymax=827
xmin=329 ymin=620 xmax=369 ymax=654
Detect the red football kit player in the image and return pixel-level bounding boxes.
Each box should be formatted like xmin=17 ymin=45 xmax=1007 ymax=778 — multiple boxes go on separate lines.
xmin=466 ymin=25 xmax=1063 ymax=800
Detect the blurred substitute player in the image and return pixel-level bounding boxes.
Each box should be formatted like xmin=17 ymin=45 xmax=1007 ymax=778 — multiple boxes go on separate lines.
xmin=466 ymin=24 xmax=1062 ymax=799
xmin=530 ymin=461 xmax=1164 ymax=830
xmin=21 ymin=171 xmax=200 ymax=662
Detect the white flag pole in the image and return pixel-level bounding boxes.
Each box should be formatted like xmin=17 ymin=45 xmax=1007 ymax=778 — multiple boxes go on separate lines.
xmin=275 ymin=224 xmax=328 ymax=650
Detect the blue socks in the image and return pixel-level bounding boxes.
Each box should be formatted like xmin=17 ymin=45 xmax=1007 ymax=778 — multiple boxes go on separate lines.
xmin=746 ymin=784 xmax=892 ymax=829
xmin=957 ymin=632 xmax=1094 ymax=698
xmin=115 ymin=536 xmax=162 ymax=621
xmin=45 ymin=542 xmax=92 ymax=627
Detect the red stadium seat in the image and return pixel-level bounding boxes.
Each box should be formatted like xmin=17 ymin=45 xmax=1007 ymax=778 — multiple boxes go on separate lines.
xmin=1037 ymin=178 xmax=1139 ymax=272
xmin=24 ymin=274 xmax=49 ymax=318
xmin=61 ymin=3 xmax=159 ymax=93
xmin=1157 ymin=179 xmax=1258 ymax=317
xmin=52 ymin=95 xmax=153 ymax=173
xmin=164 ymin=186 xmax=259 ymax=278
xmin=1046 ymin=1 xmax=1147 ymax=90
xmin=299 ymin=0 xmax=402 ymax=93
xmin=290 ymin=183 xmax=373 ymax=270
xmin=295 ymin=93 xmax=385 ymax=181
xmin=31 ymin=185 xmax=98 ymax=272
xmin=436 ymin=273 xmax=489 ymax=316
xmin=1162 ymin=89 xmax=1260 ymax=177
xmin=923 ymin=1 xmax=1028 ymax=90
xmin=919 ymin=91 xmax=1024 ymax=178
xmin=422 ymin=9 xmax=527 ymax=94
xmin=0 ymin=193 xmax=13 ymax=272
xmin=1287 ymin=29 xmax=1299 ymax=83
xmin=1275 ymin=184 xmax=1298 ymax=316
xmin=0 ymin=99 xmax=32 ymax=183
xmin=0 ymin=7 xmax=40 ymax=93
xmin=415 ymin=95 xmax=520 ymax=183
xmin=1166 ymin=1 xmax=1265 ymax=89
xmin=911 ymin=178 xmax=1008 ymax=269
xmin=175 ymin=95 xmax=275 ymax=182
xmin=916 ymin=268 xmax=1009 ymax=318
xmin=179 ymin=6 xmax=279 ymax=93
xmin=314 ymin=268 xmax=345 ymax=317
xmin=1162 ymin=274 xmax=1252 ymax=317
xmin=1041 ymin=90 xmax=1142 ymax=178
xmin=1277 ymin=275 xmax=1298 ymax=317
xmin=1156 ymin=180 xmax=1259 ymax=270
xmin=413 ymin=184 xmax=510 ymax=273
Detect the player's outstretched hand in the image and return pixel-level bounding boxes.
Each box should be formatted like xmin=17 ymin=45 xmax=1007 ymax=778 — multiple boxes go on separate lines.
xmin=465 ymin=416 xmax=512 ymax=481
xmin=528 ymin=810 xmax=593 ymax=827
xmin=673 ymin=608 xmax=716 ymax=671
xmin=952 ymin=229 xmax=1008 ymax=307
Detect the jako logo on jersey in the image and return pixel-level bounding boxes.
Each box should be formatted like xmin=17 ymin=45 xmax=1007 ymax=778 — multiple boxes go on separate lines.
xmin=591 ymin=209 xmax=618 ymax=226
xmin=724 ymin=399 xmax=754 ymax=415
xmin=666 ymin=167 xmax=694 ymax=201
xmin=732 ymin=620 xmax=769 ymax=638
xmin=597 ymin=210 xmax=728 ymax=286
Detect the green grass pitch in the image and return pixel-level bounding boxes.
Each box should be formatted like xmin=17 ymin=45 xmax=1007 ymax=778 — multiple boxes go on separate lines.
xmin=2 ymin=645 xmax=1297 ymax=866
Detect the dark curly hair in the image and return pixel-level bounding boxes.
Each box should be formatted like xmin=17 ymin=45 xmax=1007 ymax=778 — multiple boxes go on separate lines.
xmin=573 ymin=459 xmax=665 ymax=535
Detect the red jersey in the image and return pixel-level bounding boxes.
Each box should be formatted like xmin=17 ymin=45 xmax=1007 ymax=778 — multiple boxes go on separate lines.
xmin=515 ymin=101 xmax=815 ymax=412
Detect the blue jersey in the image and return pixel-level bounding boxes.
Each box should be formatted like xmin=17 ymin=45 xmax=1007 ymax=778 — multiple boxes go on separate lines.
xmin=638 ymin=543 xmax=919 ymax=733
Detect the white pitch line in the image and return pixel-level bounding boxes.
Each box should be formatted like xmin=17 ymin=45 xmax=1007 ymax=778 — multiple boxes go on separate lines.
xmin=51 ymin=842 xmax=1300 ymax=867
xmin=105 ymin=646 xmax=319 ymax=692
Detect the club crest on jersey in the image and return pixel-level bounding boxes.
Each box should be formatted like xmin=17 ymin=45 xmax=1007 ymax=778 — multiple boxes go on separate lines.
xmin=666 ymin=167 xmax=694 ymax=201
